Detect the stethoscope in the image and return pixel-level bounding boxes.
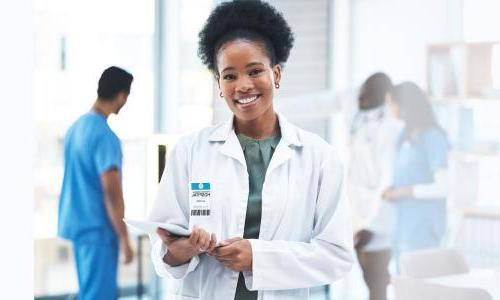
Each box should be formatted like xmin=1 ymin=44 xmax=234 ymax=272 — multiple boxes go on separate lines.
xmin=350 ymin=108 xmax=385 ymax=137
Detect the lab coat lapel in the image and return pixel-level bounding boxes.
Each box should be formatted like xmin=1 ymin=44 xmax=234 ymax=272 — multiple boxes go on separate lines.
xmin=266 ymin=139 xmax=292 ymax=177
xmin=209 ymin=116 xmax=246 ymax=167
xmin=266 ymin=113 xmax=302 ymax=176
xmin=219 ymin=131 xmax=246 ymax=167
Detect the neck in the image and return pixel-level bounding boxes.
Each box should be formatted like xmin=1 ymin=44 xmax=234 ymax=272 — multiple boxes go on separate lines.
xmin=234 ymin=109 xmax=278 ymax=140
xmin=91 ymin=99 xmax=113 ymax=118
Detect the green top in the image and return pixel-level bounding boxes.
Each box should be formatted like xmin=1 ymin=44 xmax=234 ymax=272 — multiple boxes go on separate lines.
xmin=234 ymin=132 xmax=281 ymax=300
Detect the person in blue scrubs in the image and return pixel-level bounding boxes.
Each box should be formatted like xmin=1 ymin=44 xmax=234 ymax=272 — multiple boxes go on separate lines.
xmin=382 ymin=82 xmax=449 ymax=263
xmin=58 ymin=66 xmax=134 ymax=300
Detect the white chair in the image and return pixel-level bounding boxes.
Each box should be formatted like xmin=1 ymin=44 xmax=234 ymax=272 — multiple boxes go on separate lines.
xmin=453 ymin=207 xmax=500 ymax=268
xmin=400 ymin=248 xmax=469 ymax=278
xmin=393 ymin=277 xmax=493 ymax=300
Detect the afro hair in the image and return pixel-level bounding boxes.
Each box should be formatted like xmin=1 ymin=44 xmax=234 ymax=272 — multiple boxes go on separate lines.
xmin=198 ymin=0 xmax=294 ymax=74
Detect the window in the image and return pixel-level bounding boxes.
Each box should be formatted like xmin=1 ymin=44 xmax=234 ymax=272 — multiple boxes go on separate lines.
xmin=34 ymin=0 xmax=154 ymax=296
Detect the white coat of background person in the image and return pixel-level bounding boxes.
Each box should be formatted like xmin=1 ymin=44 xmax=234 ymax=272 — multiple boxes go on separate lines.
xmin=147 ymin=1 xmax=354 ymax=299
xmin=348 ymin=73 xmax=403 ymax=300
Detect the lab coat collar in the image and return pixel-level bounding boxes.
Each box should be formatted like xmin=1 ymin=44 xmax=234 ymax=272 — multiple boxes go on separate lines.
xmin=208 ymin=112 xmax=303 ymax=148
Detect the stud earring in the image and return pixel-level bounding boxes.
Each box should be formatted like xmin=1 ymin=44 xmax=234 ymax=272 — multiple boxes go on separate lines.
xmin=275 ymin=82 xmax=280 ymax=89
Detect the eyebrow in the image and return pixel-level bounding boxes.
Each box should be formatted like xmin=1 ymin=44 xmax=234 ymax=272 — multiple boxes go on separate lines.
xmin=221 ymin=62 xmax=265 ymax=73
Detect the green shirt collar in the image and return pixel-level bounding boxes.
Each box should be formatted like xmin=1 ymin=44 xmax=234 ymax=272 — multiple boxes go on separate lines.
xmin=236 ymin=133 xmax=281 ymax=152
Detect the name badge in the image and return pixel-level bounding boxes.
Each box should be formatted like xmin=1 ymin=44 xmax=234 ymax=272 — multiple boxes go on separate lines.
xmin=189 ymin=182 xmax=211 ymax=217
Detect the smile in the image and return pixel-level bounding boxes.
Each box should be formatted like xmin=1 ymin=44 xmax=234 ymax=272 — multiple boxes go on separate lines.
xmin=235 ymin=95 xmax=259 ymax=105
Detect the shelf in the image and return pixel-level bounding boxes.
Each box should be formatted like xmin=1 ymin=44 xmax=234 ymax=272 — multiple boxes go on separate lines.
xmin=430 ymin=96 xmax=500 ymax=106
xmin=427 ymin=41 xmax=500 ymax=99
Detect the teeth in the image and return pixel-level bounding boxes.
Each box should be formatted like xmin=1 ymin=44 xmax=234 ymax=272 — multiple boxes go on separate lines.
xmin=236 ymin=95 xmax=258 ymax=104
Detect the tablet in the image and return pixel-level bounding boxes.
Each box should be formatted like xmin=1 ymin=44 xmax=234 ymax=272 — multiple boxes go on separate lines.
xmin=124 ymin=218 xmax=192 ymax=237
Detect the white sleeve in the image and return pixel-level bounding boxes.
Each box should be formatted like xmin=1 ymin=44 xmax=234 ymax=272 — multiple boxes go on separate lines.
xmin=413 ymin=169 xmax=448 ymax=199
xmin=347 ymin=131 xmax=379 ymax=233
xmin=147 ymin=138 xmax=200 ymax=279
xmin=243 ymin=150 xmax=354 ymax=290
xmin=349 ymin=185 xmax=377 ymax=232
xmin=149 ymin=237 xmax=200 ymax=279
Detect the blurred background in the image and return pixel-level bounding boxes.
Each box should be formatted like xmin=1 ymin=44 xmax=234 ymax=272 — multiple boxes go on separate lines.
xmin=7 ymin=0 xmax=500 ymax=298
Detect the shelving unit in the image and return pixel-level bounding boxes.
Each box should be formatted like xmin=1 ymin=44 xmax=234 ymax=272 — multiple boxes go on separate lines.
xmin=426 ymin=41 xmax=500 ymax=153
xmin=427 ymin=41 xmax=500 ymax=101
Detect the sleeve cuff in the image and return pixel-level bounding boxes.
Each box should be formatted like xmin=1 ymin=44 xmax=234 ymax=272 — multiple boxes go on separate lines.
xmin=413 ymin=183 xmax=445 ymax=199
xmin=151 ymin=239 xmax=200 ymax=279
xmin=243 ymin=271 xmax=254 ymax=291
xmin=245 ymin=239 xmax=266 ymax=290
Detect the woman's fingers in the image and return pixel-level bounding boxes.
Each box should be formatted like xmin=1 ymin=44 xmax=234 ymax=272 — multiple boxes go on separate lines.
xmin=156 ymin=228 xmax=176 ymax=244
xmin=189 ymin=226 xmax=202 ymax=246
xmin=207 ymin=233 xmax=217 ymax=253
xmin=202 ymin=234 xmax=211 ymax=251
xmin=218 ymin=237 xmax=242 ymax=247
xmin=197 ymin=229 xmax=209 ymax=251
xmin=216 ymin=256 xmax=233 ymax=263
xmin=156 ymin=227 xmax=169 ymax=238
xmin=188 ymin=227 xmax=213 ymax=251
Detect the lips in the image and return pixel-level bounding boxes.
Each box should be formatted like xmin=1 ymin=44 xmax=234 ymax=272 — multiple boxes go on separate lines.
xmin=234 ymin=95 xmax=260 ymax=105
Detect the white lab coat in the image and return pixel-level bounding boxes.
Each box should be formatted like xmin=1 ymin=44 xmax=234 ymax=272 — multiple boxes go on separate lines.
xmin=348 ymin=106 xmax=402 ymax=251
xmin=148 ymin=113 xmax=354 ymax=300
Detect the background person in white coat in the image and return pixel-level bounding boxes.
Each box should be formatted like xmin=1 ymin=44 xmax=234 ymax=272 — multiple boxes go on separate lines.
xmin=348 ymin=73 xmax=402 ymax=300
xmin=148 ymin=1 xmax=354 ymax=299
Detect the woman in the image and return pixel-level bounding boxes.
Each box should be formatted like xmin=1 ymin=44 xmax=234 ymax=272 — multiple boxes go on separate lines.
xmin=148 ymin=1 xmax=353 ymax=299
xmin=349 ymin=72 xmax=401 ymax=300
xmin=382 ymin=82 xmax=449 ymax=263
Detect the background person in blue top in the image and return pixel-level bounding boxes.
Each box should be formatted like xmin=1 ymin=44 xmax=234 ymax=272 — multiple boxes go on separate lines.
xmin=382 ymin=82 xmax=450 ymax=263
xmin=58 ymin=66 xmax=135 ymax=300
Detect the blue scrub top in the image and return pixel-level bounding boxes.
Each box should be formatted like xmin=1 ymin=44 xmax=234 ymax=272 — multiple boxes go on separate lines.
xmin=392 ymin=127 xmax=449 ymax=254
xmin=58 ymin=112 xmax=122 ymax=241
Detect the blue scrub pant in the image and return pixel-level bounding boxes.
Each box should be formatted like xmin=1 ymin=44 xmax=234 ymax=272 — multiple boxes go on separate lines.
xmin=393 ymin=199 xmax=447 ymax=272
xmin=73 ymin=230 xmax=119 ymax=300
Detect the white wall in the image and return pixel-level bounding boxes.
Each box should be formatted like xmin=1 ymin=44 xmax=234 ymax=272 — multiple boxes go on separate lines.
xmin=0 ymin=0 xmax=34 ymax=298
xmin=350 ymin=0 xmax=462 ymax=88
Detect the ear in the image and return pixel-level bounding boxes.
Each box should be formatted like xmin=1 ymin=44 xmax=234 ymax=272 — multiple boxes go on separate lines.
xmin=272 ymin=64 xmax=282 ymax=87
xmin=214 ymin=74 xmax=221 ymax=90
xmin=118 ymin=91 xmax=128 ymax=102
xmin=213 ymin=74 xmax=225 ymax=99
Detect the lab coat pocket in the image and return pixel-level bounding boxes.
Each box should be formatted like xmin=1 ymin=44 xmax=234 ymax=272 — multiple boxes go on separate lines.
xmin=168 ymin=270 xmax=201 ymax=299
xmin=278 ymin=178 xmax=315 ymax=241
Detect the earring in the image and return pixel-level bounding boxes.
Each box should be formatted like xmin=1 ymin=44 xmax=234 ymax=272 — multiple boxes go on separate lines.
xmin=275 ymin=82 xmax=280 ymax=89
xmin=219 ymin=92 xmax=223 ymax=98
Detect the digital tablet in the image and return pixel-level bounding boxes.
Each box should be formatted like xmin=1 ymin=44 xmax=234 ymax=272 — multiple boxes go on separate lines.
xmin=124 ymin=219 xmax=192 ymax=237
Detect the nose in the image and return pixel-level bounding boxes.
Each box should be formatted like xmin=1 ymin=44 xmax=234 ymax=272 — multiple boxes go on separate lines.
xmin=235 ymin=76 xmax=254 ymax=93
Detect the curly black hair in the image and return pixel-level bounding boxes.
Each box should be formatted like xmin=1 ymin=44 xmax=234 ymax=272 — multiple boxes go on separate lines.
xmin=198 ymin=0 xmax=294 ymax=74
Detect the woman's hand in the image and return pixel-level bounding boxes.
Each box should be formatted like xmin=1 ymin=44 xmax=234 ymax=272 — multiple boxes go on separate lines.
xmin=156 ymin=226 xmax=217 ymax=266
xmin=213 ymin=237 xmax=253 ymax=272
xmin=382 ymin=186 xmax=413 ymax=201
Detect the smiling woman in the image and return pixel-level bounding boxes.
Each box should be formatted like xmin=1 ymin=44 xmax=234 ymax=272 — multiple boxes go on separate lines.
xmin=217 ymin=39 xmax=279 ymax=137
xmin=148 ymin=1 xmax=354 ymax=299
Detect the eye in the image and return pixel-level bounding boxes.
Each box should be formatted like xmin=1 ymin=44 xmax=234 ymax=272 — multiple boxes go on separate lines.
xmin=223 ymin=73 xmax=236 ymax=81
xmin=249 ymin=69 xmax=263 ymax=77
